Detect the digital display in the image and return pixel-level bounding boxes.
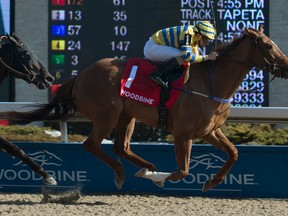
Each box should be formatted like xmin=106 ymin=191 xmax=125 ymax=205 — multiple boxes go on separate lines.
xmin=0 ymin=0 xmax=12 ymax=35
xmin=48 ymin=0 xmax=269 ymax=107
xmin=0 ymin=0 xmax=13 ymax=102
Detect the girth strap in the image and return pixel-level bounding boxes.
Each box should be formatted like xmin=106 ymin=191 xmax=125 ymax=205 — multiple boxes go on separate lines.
xmin=158 ymin=85 xmax=170 ymax=129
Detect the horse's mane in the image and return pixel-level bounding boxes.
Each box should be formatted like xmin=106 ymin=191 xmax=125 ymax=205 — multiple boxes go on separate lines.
xmin=194 ymin=32 xmax=249 ymax=69
xmin=215 ymin=32 xmax=248 ymax=55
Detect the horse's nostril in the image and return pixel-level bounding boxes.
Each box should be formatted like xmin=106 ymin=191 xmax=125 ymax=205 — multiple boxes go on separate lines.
xmin=45 ymin=76 xmax=55 ymax=83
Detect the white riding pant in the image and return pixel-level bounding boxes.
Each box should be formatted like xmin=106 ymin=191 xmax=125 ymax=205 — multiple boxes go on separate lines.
xmin=143 ymin=38 xmax=182 ymax=63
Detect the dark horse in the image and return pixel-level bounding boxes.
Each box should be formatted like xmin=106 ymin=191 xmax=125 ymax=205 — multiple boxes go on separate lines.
xmin=0 ymin=34 xmax=56 ymax=185
xmin=2 ymin=26 xmax=288 ymax=191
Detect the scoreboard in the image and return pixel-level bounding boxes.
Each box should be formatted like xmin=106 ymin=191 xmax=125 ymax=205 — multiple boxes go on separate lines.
xmin=48 ymin=0 xmax=269 ymax=107
xmin=0 ymin=0 xmax=13 ymax=102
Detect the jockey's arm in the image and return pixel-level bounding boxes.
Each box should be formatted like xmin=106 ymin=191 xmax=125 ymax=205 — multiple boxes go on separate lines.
xmin=180 ymin=45 xmax=217 ymax=63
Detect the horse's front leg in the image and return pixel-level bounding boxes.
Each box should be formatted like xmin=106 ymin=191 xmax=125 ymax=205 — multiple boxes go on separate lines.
xmin=135 ymin=137 xmax=192 ymax=186
xmin=201 ymin=128 xmax=238 ymax=192
xmin=165 ymin=137 xmax=192 ymax=180
xmin=0 ymin=136 xmax=57 ymax=185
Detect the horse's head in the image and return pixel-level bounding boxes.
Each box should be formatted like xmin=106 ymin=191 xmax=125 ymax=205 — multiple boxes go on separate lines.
xmin=0 ymin=34 xmax=54 ymax=89
xmin=245 ymin=25 xmax=288 ymax=79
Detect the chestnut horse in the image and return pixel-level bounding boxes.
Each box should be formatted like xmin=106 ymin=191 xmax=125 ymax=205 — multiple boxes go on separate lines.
xmin=0 ymin=34 xmax=56 ymax=185
xmin=3 ymin=26 xmax=288 ymax=191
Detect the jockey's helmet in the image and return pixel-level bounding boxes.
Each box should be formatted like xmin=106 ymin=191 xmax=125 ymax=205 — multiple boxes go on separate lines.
xmin=194 ymin=21 xmax=216 ymax=40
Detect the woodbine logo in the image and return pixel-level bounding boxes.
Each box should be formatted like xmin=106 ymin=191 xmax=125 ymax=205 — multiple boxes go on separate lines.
xmin=120 ymin=89 xmax=155 ymax=105
xmin=169 ymin=153 xmax=257 ymax=187
xmin=0 ymin=150 xmax=90 ymax=183
xmin=13 ymin=150 xmax=63 ymax=167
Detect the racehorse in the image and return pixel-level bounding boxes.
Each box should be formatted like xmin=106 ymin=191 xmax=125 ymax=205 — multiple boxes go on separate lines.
xmin=2 ymin=26 xmax=288 ymax=191
xmin=0 ymin=34 xmax=56 ymax=185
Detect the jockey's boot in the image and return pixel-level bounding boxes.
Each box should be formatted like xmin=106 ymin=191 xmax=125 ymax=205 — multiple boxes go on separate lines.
xmin=150 ymin=57 xmax=179 ymax=88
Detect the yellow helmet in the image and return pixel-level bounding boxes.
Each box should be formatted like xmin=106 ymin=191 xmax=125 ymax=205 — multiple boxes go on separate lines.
xmin=194 ymin=21 xmax=216 ymax=40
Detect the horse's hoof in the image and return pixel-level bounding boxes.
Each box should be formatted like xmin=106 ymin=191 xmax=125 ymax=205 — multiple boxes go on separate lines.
xmin=43 ymin=176 xmax=57 ymax=186
xmin=134 ymin=168 xmax=148 ymax=178
xmin=114 ymin=176 xmax=124 ymax=190
xmin=153 ymin=180 xmax=165 ymax=188
xmin=202 ymin=179 xmax=217 ymax=192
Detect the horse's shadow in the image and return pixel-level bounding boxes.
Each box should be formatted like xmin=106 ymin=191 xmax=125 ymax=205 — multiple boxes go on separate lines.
xmin=0 ymin=199 xmax=109 ymax=206
xmin=74 ymin=201 xmax=108 ymax=206
xmin=0 ymin=200 xmax=38 ymax=205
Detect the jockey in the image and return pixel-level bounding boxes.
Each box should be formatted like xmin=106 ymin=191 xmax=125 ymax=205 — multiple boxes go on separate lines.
xmin=144 ymin=21 xmax=218 ymax=88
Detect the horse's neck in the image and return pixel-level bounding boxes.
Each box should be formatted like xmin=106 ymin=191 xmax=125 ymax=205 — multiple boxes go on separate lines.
xmin=206 ymin=38 xmax=254 ymax=100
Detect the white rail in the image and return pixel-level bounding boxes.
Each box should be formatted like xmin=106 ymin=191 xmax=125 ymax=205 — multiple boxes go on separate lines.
xmin=0 ymin=102 xmax=288 ymax=142
xmin=228 ymin=107 xmax=288 ymax=123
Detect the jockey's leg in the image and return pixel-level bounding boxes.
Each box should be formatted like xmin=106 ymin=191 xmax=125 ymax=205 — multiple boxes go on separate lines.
xmin=150 ymin=57 xmax=180 ymax=88
xmin=144 ymin=40 xmax=184 ymax=88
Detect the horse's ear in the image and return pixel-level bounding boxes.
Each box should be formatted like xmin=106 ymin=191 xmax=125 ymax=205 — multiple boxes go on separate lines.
xmin=0 ymin=36 xmax=10 ymax=48
xmin=244 ymin=27 xmax=259 ymax=38
xmin=11 ymin=33 xmax=20 ymax=41
xmin=258 ymin=25 xmax=264 ymax=33
xmin=244 ymin=28 xmax=250 ymax=35
xmin=232 ymin=32 xmax=241 ymax=41
xmin=6 ymin=33 xmax=20 ymax=46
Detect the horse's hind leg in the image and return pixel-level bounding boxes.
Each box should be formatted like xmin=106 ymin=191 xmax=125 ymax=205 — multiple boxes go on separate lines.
xmin=0 ymin=136 xmax=57 ymax=185
xmin=83 ymin=118 xmax=125 ymax=189
xmin=201 ymin=128 xmax=238 ymax=192
xmin=113 ymin=111 xmax=157 ymax=171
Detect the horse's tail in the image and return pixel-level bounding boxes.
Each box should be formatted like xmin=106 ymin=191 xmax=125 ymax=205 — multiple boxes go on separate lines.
xmin=2 ymin=77 xmax=77 ymax=125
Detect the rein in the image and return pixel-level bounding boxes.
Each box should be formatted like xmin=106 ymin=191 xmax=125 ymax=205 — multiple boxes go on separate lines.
xmin=0 ymin=36 xmax=34 ymax=83
xmin=172 ymin=86 xmax=232 ymax=104
xmin=219 ymin=33 xmax=286 ymax=74
xmin=171 ymin=62 xmax=232 ymax=104
xmin=217 ymin=55 xmax=285 ymax=77
xmin=0 ymin=57 xmax=30 ymax=81
xmin=216 ymin=32 xmax=286 ymax=93
xmin=217 ymin=55 xmax=277 ymax=93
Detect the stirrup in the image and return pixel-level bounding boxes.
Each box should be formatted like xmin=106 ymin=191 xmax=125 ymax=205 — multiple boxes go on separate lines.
xmin=150 ymin=71 xmax=168 ymax=88
xmin=150 ymin=76 xmax=168 ymax=89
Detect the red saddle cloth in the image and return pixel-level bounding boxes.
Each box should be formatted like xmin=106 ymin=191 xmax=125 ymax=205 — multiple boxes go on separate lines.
xmin=120 ymin=58 xmax=186 ymax=109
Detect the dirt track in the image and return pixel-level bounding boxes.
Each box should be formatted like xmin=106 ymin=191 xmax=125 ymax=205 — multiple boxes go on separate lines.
xmin=0 ymin=192 xmax=287 ymax=216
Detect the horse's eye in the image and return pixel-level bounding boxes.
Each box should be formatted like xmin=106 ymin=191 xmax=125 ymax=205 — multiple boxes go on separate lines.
xmin=22 ymin=52 xmax=31 ymax=61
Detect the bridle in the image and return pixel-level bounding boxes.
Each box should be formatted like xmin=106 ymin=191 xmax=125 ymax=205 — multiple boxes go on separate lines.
xmin=215 ymin=31 xmax=287 ymax=93
xmin=254 ymin=34 xmax=286 ymax=78
xmin=0 ymin=35 xmax=36 ymax=83
xmin=218 ymin=31 xmax=286 ymax=78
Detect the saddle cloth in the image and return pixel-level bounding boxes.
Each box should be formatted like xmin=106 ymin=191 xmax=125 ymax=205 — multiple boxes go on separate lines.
xmin=120 ymin=58 xmax=187 ymax=109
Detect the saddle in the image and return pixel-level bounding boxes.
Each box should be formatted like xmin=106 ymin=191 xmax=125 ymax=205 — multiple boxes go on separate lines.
xmin=121 ymin=58 xmax=189 ymax=129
